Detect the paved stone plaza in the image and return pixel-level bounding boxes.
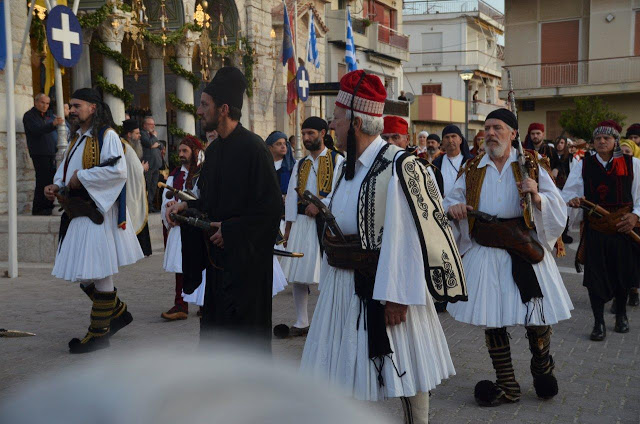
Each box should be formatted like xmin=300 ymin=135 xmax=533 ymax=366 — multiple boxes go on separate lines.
xmin=1 ymin=233 xmax=639 ymax=423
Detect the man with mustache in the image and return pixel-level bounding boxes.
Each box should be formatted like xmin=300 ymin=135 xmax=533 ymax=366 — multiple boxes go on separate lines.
xmin=444 ymin=108 xmax=573 ymax=406
xmin=44 ymin=88 xmax=144 ymax=354
xmin=433 ymin=125 xmax=473 ymax=197
xmin=165 ymin=67 xmax=282 ymax=348
xmin=161 ymin=136 xmax=204 ymax=321
xmin=280 ymin=117 xmax=344 ymax=337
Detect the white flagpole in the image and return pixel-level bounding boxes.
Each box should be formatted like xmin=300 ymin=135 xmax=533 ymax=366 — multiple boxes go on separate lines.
xmin=293 ymin=0 xmax=302 ymax=159
xmin=4 ymin=0 xmax=18 ymax=277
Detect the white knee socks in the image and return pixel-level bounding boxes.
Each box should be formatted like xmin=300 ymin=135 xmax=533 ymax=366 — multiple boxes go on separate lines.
xmin=93 ymin=275 xmax=114 ymax=292
xmin=401 ymin=392 xmax=430 ymax=424
xmin=292 ymin=283 xmax=310 ymax=329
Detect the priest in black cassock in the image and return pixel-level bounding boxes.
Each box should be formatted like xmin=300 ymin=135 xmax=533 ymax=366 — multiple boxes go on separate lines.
xmin=166 ymin=67 xmax=282 ymax=348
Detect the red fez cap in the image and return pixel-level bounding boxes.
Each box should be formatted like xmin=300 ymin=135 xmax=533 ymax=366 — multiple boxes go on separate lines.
xmin=596 ymin=120 xmax=622 ymax=134
xmin=382 ymin=116 xmax=409 ymax=136
xmin=335 ymin=70 xmax=386 ymax=117
xmin=527 ymin=122 xmax=545 ymax=134
xmin=180 ymin=135 xmax=204 ymax=155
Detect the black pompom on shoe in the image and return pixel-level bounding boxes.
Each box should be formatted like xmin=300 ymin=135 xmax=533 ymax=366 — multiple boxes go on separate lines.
xmin=68 ymin=335 xmax=110 ymax=354
xmin=474 ymin=380 xmax=502 ymax=407
xmin=273 ymin=324 xmax=290 ymax=339
xmin=533 ymin=374 xmax=558 ymax=399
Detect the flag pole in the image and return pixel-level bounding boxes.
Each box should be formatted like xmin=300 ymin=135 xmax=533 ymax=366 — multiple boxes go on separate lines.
xmin=4 ymin=0 xmax=18 ymax=277
xmin=293 ymin=0 xmax=302 ymax=160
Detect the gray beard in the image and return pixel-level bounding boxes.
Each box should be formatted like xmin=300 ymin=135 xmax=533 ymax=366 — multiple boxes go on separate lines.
xmin=487 ymin=143 xmax=507 ymax=159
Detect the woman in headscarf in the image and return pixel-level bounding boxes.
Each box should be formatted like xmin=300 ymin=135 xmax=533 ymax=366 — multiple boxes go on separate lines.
xmin=619 ymin=138 xmax=640 ymax=159
xmin=266 ymin=131 xmax=296 ymax=196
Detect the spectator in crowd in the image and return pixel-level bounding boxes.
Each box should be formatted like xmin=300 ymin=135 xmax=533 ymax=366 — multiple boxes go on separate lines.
xmin=140 ymin=117 xmax=163 ymax=212
xmin=23 ymin=93 xmax=64 ymax=215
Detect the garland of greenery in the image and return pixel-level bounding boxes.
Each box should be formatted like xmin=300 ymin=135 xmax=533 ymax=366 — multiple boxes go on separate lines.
xmin=168 ymin=125 xmax=192 ymax=138
xmin=242 ymin=41 xmax=255 ymax=98
xmin=143 ymin=23 xmax=202 ymax=47
xmin=91 ymin=38 xmax=131 ymax=72
xmin=78 ymin=2 xmax=131 ymax=29
xmin=96 ymin=74 xmax=133 ymax=106
xmin=30 ymin=16 xmax=46 ymax=54
xmin=168 ymin=58 xmax=200 ymax=88
xmin=169 ymin=94 xmax=198 ymax=118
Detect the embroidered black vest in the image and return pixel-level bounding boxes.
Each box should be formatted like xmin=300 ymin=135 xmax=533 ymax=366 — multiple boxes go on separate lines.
xmin=583 ymin=153 xmax=633 ymax=211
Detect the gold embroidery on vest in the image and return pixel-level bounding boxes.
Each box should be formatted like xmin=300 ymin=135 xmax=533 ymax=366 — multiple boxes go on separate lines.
xmin=463 ymin=154 xmax=487 ymax=233
xmin=296 ymin=153 xmax=335 ymax=199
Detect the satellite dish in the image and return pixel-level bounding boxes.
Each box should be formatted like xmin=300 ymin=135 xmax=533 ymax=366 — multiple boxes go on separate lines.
xmin=405 ymin=92 xmax=415 ymax=104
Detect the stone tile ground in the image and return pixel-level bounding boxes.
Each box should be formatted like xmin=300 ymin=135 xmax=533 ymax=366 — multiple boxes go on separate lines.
xmin=0 ymin=234 xmax=638 ymax=423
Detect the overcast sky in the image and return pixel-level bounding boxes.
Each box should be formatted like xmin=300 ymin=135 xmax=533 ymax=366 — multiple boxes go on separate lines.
xmin=484 ymin=0 xmax=504 ymax=12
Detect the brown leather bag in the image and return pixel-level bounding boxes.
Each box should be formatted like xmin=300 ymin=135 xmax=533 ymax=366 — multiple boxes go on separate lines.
xmin=55 ymin=187 xmax=103 ymax=225
xmin=472 ymin=217 xmax=545 ymax=264
xmin=323 ymin=232 xmax=379 ymax=278
xmin=586 ymin=205 xmax=631 ymax=234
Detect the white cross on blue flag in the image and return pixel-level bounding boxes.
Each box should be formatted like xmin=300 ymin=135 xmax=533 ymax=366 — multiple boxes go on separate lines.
xmin=306 ymin=11 xmax=320 ymax=69
xmin=345 ymin=7 xmax=357 ymax=72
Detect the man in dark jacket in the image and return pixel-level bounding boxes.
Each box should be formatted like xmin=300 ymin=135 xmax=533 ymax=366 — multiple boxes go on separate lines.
xmin=23 ymin=93 xmax=64 ymax=215
xmin=140 ymin=116 xmax=163 ymax=212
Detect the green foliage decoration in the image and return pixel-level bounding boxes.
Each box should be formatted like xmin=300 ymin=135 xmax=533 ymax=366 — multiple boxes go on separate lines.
xmin=143 ymin=23 xmax=202 ymax=47
xmin=95 ymin=74 xmax=133 ymax=106
xmin=168 ymin=58 xmax=200 ymax=88
xmin=559 ymin=97 xmax=627 ymax=141
xmin=91 ymin=38 xmax=131 ymax=72
xmin=169 ymin=94 xmax=198 ymax=118
xmin=30 ymin=16 xmax=46 ymax=54
xmin=168 ymin=125 xmax=192 ymax=138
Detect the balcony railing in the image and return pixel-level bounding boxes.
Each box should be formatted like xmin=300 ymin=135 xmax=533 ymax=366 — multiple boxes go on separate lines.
xmin=403 ymin=0 xmax=504 ymax=25
xmin=378 ymin=24 xmax=409 ymax=50
xmin=504 ymin=56 xmax=640 ymax=90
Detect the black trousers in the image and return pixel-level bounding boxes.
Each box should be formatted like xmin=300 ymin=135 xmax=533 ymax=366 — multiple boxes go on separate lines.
xmin=31 ymin=155 xmax=56 ymax=214
xmin=144 ymin=169 xmax=160 ymax=209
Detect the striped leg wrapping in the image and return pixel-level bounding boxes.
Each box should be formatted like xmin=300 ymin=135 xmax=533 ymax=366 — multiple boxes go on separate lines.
xmin=80 ymin=283 xmax=126 ymax=320
xmin=83 ymin=290 xmax=117 ymax=341
xmin=485 ymin=328 xmax=521 ymax=402
xmin=525 ymin=325 xmax=554 ymax=377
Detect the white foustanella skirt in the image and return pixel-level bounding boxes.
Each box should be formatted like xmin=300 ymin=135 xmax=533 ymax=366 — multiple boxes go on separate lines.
xmin=446 ymin=242 xmax=574 ymax=328
xmin=280 ymin=215 xmax=322 ymax=285
xmin=183 ymin=257 xmax=288 ymax=306
xmin=53 ymin=207 xmax=144 ymax=282
xmin=300 ymin=258 xmax=455 ymax=401
xmin=163 ymin=226 xmax=182 ymax=273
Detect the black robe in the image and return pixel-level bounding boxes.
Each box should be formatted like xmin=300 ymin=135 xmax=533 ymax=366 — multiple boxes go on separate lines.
xmin=181 ymin=124 xmax=282 ymax=347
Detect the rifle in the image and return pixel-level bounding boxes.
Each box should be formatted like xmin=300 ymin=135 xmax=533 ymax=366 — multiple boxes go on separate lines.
xmin=302 ymin=190 xmax=346 ymax=242
xmin=506 ymin=69 xmax=535 ymax=229
xmin=158 ymin=182 xmax=197 ymax=202
xmin=169 ymin=213 xmax=303 ymax=258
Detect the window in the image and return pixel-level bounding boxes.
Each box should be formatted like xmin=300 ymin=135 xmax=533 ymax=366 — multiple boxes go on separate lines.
xmin=635 ymin=11 xmax=640 ymax=56
xmin=422 ymin=84 xmax=442 ymax=96
xmin=541 ymin=20 xmax=579 ymax=86
xmin=546 ymin=111 xmax=564 ymax=141
xmin=421 ymin=33 xmax=443 ymax=65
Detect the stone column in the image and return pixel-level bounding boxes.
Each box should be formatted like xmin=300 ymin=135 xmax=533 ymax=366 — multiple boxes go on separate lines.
xmin=72 ymin=28 xmax=94 ymax=90
xmin=146 ymin=43 xmax=167 ymax=141
xmin=98 ymin=10 xmax=129 ymax=125
xmin=174 ymin=31 xmax=199 ymax=136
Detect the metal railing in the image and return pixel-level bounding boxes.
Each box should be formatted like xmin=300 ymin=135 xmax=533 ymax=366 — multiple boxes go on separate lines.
xmin=504 ymin=56 xmax=640 ymax=90
xmin=403 ymin=0 xmax=504 ymax=23
xmin=378 ymin=24 xmax=409 ymax=50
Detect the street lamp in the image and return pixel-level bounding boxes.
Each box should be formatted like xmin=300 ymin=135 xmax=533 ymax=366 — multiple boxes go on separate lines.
xmin=460 ymin=70 xmax=474 ymax=141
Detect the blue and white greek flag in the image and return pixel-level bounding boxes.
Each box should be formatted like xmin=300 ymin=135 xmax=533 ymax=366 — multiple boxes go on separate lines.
xmin=307 ymin=11 xmax=320 ymax=68
xmin=345 ymin=8 xmax=357 ymax=72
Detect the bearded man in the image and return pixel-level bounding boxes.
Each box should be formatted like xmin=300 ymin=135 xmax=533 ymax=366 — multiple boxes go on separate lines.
xmin=280 ymin=117 xmax=344 ymax=337
xmin=44 ymin=88 xmax=144 ymax=354
xmin=444 ymin=108 xmax=573 ymax=406
xmin=433 ymin=125 xmax=473 ymax=197
xmin=166 ymin=67 xmax=282 ymax=347
xmin=301 ymin=70 xmax=467 ymax=423
xmin=161 ymin=136 xmax=204 ymax=320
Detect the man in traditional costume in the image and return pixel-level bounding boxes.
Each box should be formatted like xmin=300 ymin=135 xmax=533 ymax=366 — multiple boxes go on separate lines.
xmin=524 ymin=122 xmax=559 ymax=170
xmin=444 ymin=108 xmax=573 ymax=406
xmin=44 ymin=88 xmax=144 ymax=354
xmin=432 ymin=125 xmax=473 ymax=197
xmin=301 ymin=70 xmax=467 ymax=423
xmin=121 ymin=119 xmax=152 ymax=256
xmin=280 ymin=117 xmax=344 ymax=337
xmin=166 ymin=67 xmax=282 ymax=347
xmin=160 ymin=136 xmax=204 ymax=321
xmin=265 ymin=131 xmax=296 ymax=196
xmin=562 ymin=120 xmax=640 ymax=340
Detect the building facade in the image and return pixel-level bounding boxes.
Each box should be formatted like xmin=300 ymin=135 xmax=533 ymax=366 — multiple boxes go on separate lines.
xmin=502 ymin=0 xmax=640 ymax=140
xmin=403 ymin=0 xmax=505 ymax=137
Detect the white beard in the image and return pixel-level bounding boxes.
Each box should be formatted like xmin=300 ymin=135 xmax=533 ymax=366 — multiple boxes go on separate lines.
xmin=487 ymin=142 xmax=508 ymax=159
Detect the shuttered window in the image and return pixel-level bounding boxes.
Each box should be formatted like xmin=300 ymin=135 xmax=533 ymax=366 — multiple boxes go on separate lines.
xmin=635 ymin=11 xmax=640 ymax=56
xmin=541 ymin=20 xmax=579 ymax=86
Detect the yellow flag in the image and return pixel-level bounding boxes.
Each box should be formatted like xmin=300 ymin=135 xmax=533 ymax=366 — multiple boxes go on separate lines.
xmin=40 ymin=0 xmax=68 ymax=94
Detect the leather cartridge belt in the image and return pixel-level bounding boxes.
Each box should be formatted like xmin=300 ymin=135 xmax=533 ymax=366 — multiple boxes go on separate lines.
xmin=56 ymin=187 xmax=103 ymax=225
xmin=587 ymin=205 xmax=631 ymax=235
xmin=472 ymin=217 xmax=544 ymax=264
xmin=323 ymin=232 xmax=379 ymax=277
